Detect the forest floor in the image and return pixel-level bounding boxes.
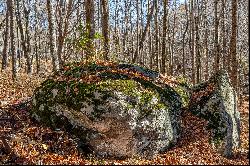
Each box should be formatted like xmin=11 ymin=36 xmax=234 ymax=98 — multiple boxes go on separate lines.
xmin=0 ymin=67 xmax=249 ymax=165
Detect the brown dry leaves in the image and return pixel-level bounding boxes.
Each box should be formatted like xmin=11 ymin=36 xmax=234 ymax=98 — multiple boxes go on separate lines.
xmin=0 ymin=65 xmax=51 ymax=108
xmin=191 ymin=83 xmax=216 ymax=103
xmin=0 ymin=62 xmax=249 ymax=165
xmin=1 ymin=98 xmax=248 ymax=165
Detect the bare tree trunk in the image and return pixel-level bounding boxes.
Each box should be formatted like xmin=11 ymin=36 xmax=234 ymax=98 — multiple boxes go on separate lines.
xmin=100 ymin=0 xmax=109 ymax=61
xmin=182 ymin=0 xmax=188 ymax=76
xmin=1 ymin=1 xmax=9 ymax=71
xmin=34 ymin=0 xmax=39 ymax=74
xmin=46 ymin=0 xmax=57 ymax=71
xmin=229 ymin=0 xmax=238 ymax=91
xmin=136 ymin=0 xmax=140 ymax=64
xmin=214 ymin=0 xmax=220 ymax=72
xmin=56 ymin=0 xmax=73 ymax=68
xmin=169 ymin=0 xmax=177 ymax=76
xmin=204 ymin=0 xmax=209 ymax=81
xmin=56 ymin=0 xmax=64 ymax=68
xmin=189 ymin=0 xmax=196 ymax=84
xmin=23 ymin=0 xmax=32 ymax=73
xmin=132 ymin=0 xmax=156 ymax=63
xmin=154 ymin=0 xmax=159 ymax=71
xmin=161 ymin=0 xmax=168 ymax=74
xmin=195 ymin=16 xmax=201 ymax=83
xmin=85 ymin=0 xmax=95 ymax=60
xmin=195 ymin=0 xmax=201 ymax=83
xmin=8 ymin=0 xmax=16 ymax=79
xmin=221 ymin=0 xmax=227 ymax=70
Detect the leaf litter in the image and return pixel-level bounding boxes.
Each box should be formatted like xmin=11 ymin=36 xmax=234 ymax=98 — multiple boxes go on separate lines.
xmin=0 ymin=64 xmax=249 ymax=165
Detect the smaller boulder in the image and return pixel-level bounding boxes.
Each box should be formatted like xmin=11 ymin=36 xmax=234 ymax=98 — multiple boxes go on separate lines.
xmin=188 ymin=70 xmax=241 ymax=157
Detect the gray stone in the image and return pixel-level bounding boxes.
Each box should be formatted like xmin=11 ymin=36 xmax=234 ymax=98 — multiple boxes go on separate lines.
xmin=31 ymin=62 xmax=182 ymax=159
xmin=30 ymin=61 xmax=240 ymax=159
xmin=189 ymin=70 xmax=241 ymax=157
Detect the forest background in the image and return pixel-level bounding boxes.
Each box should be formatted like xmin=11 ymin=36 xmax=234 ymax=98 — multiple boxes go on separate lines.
xmin=0 ymin=0 xmax=249 ymax=164
xmin=0 ymin=0 xmax=248 ymax=93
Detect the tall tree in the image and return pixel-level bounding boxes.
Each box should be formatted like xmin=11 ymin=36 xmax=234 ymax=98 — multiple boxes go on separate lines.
xmin=85 ymin=0 xmax=95 ymax=60
xmin=221 ymin=0 xmax=227 ymax=70
xmin=182 ymin=0 xmax=189 ymax=76
xmin=100 ymin=0 xmax=109 ymax=60
xmin=229 ymin=0 xmax=238 ymax=91
xmin=195 ymin=0 xmax=201 ymax=83
xmin=8 ymin=0 xmax=16 ymax=79
xmin=189 ymin=0 xmax=196 ymax=84
xmin=34 ymin=0 xmax=40 ymax=73
xmin=56 ymin=0 xmax=73 ymax=68
xmin=204 ymin=0 xmax=209 ymax=81
xmin=46 ymin=0 xmax=57 ymax=71
xmin=214 ymin=0 xmax=220 ymax=72
xmin=1 ymin=0 xmax=9 ymax=71
xmin=161 ymin=0 xmax=169 ymax=74
xmin=132 ymin=0 xmax=156 ymax=63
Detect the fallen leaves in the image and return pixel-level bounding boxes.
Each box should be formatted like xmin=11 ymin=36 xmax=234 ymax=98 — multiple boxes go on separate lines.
xmin=0 ymin=61 xmax=249 ymax=165
xmin=0 ymin=96 xmax=248 ymax=165
xmin=0 ymin=65 xmax=49 ymax=108
xmin=191 ymin=83 xmax=216 ymax=103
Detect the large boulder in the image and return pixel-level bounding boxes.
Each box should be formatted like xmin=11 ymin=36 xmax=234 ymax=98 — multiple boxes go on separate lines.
xmin=30 ymin=61 xmax=183 ymax=158
xmin=188 ymin=70 xmax=241 ymax=157
xmin=30 ymin=60 xmax=240 ymax=159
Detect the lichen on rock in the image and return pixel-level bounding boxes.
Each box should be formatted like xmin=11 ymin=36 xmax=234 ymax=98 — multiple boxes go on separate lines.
xmin=188 ymin=70 xmax=241 ymax=157
xmin=30 ymin=60 xmax=183 ymax=159
xmin=30 ymin=60 xmax=240 ymax=159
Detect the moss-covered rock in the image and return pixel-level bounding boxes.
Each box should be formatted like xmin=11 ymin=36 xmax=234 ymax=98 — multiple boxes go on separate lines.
xmin=30 ymin=60 xmax=240 ymax=159
xmin=31 ymin=61 xmax=182 ymax=158
xmin=188 ymin=70 xmax=241 ymax=157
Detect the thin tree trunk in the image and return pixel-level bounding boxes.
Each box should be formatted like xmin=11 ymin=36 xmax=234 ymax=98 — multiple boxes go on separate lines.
xmin=46 ymin=0 xmax=57 ymax=71
xmin=1 ymin=1 xmax=9 ymax=71
xmin=214 ymin=0 xmax=220 ymax=72
xmin=57 ymin=0 xmax=73 ymax=68
xmin=222 ymin=0 xmax=227 ymax=69
xmin=85 ymin=0 xmax=95 ymax=60
xmin=195 ymin=15 xmax=201 ymax=83
xmin=132 ymin=0 xmax=156 ymax=63
xmin=229 ymin=0 xmax=238 ymax=91
xmin=182 ymin=0 xmax=188 ymax=76
xmin=8 ymin=0 xmax=16 ymax=79
xmin=154 ymin=0 xmax=159 ymax=71
xmin=204 ymin=0 xmax=209 ymax=81
xmin=34 ymin=0 xmax=39 ymax=73
xmin=195 ymin=0 xmax=201 ymax=83
xmin=169 ymin=0 xmax=177 ymax=76
xmin=161 ymin=0 xmax=168 ymax=74
xmin=100 ymin=0 xmax=109 ymax=61
xmin=190 ymin=0 xmax=195 ymax=84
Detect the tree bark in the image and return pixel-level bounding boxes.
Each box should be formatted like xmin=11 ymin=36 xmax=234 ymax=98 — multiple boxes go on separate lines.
xmin=214 ymin=0 xmax=220 ymax=72
xmin=56 ymin=0 xmax=73 ymax=68
xmin=46 ymin=0 xmax=57 ymax=71
xmin=1 ymin=1 xmax=9 ymax=71
xmin=161 ymin=0 xmax=169 ymax=74
xmin=85 ymin=0 xmax=95 ymax=60
xmin=189 ymin=0 xmax=195 ymax=84
xmin=182 ymin=0 xmax=189 ymax=76
xmin=100 ymin=0 xmax=109 ymax=61
xmin=153 ymin=0 xmax=159 ymax=71
xmin=8 ymin=0 xmax=16 ymax=79
xmin=229 ymin=0 xmax=238 ymax=91
xmin=132 ymin=0 xmax=156 ymax=63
